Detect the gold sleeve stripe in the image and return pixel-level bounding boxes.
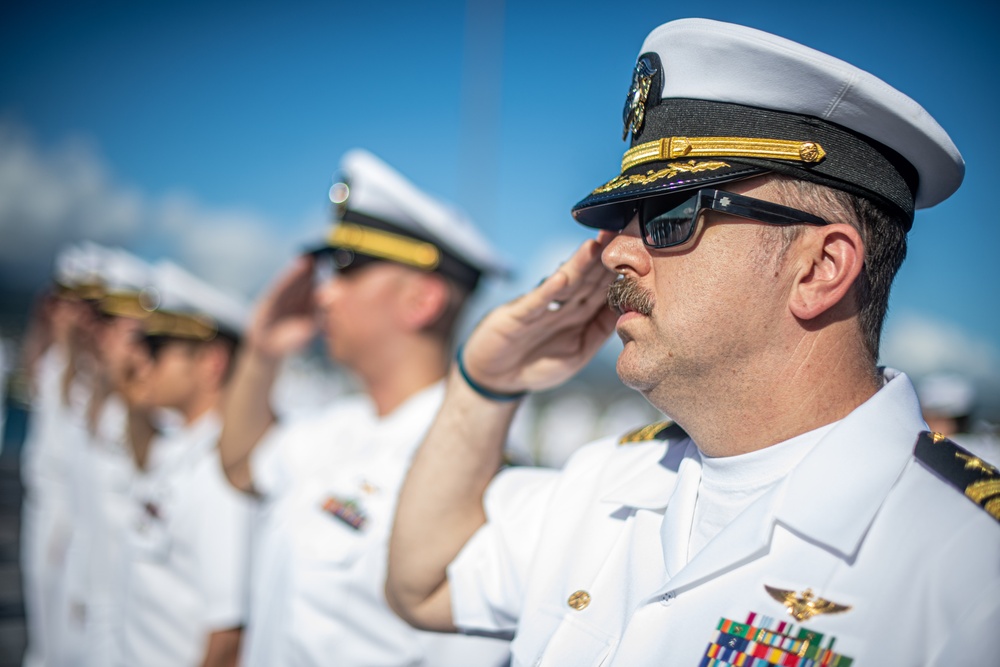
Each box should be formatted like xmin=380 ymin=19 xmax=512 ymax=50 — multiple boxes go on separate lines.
xmin=329 ymin=223 xmax=440 ymax=271
xmin=621 ymin=136 xmax=826 ymax=173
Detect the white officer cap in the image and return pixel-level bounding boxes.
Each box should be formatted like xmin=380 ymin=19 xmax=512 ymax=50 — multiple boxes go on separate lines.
xmin=573 ymin=18 xmax=964 ymax=230
xmin=53 ymin=241 xmax=109 ymax=300
xmin=94 ymin=248 xmax=157 ymax=320
xmin=318 ymin=149 xmax=509 ymax=291
xmin=139 ymin=261 xmax=250 ymax=341
xmin=917 ymin=373 xmax=976 ymax=418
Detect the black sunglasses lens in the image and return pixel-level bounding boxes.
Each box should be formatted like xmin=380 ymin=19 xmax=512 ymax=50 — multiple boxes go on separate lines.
xmin=640 ymin=193 xmax=700 ymax=248
xmin=141 ymin=336 xmax=170 ymax=360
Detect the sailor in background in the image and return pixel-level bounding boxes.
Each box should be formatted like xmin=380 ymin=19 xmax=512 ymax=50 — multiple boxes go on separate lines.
xmin=116 ymin=261 xmax=254 ymax=667
xmin=918 ymin=372 xmax=1000 ymax=465
xmin=57 ymin=247 xmax=160 ymax=667
xmin=218 ymin=149 xmax=512 ymax=666
xmin=20 ymin=243 xmax=105 ymax=667
xmin=386 ymin=18 xmax=1000 ymax=666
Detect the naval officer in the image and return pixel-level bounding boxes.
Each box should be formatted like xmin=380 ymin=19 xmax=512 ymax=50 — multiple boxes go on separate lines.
xmin=386 ymin=18 xmax=1000 ymax=666
xmin=218 ymin=149 xmax=512 ymax=666
xmin=117 ymin=261 xmax=254 ymax=667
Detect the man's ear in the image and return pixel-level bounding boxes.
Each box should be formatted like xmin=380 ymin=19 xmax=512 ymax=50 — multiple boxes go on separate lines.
xmin=198 ymin=340 xmax=233 ymax=386
xmin=788 ymin=223 xmax=864 ymax=321
xmin=399 ymin=273 xmax=450 ymax=331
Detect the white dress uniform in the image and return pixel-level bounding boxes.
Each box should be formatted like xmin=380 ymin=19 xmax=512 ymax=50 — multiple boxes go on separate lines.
xmin=119 ymin=412 xmax=253 ymax=667
xmin=448 ymin=369 xmax=1000 ymax=666
xmin=244 ymin=382 xmax=510 ymax=667
xmin=20 ymin=346 xmax=85 ymax=667
xmin=59 ymin=395 xmax=139 ymax=667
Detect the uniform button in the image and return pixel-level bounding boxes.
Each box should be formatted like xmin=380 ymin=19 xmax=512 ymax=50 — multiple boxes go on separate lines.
xmin=567 ymin=590 xmax=591 ymax=611
xmin=660 ymin=590 xmax=676 ymax=606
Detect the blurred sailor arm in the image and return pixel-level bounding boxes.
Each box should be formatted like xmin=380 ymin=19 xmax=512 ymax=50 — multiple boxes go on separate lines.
xmin=199 ymin=628 xmax=241 ymax=667
xmin=219 ymin=257 xmax=318 ymax=493
xmin=196 ymin=436 xmax=255 ymax=667
xmin=386 ymin=233 xmax=618 ymax=629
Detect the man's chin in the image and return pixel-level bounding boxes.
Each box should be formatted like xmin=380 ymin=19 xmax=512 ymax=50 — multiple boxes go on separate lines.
xmin=615 ymin=347 xmax=655 ymax=394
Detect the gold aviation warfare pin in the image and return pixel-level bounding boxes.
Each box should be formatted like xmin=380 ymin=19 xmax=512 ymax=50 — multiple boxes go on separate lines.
xmin=764 ymin=585 xmax=852 ymax=622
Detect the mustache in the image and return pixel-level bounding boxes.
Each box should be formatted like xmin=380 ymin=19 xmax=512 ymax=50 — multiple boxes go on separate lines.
xmin=607 ymin=277 xmax=653 ymax=316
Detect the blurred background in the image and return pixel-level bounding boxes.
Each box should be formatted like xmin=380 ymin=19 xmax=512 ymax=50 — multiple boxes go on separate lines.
xmin=1 ymin=0 xmax=999 ymax=443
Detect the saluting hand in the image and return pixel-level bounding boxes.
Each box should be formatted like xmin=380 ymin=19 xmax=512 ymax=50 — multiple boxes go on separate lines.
xmin=462 ymin=231 xmax=619 ymax=395
xmin=245 ymin=256 xmax=318 ymax=360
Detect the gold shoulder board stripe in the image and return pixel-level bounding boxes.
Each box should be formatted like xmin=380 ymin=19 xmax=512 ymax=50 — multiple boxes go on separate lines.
xmin=913 ymin=431 xmax=1000 ymax=523
xmin=619 ymin=420 xmax=680 ymax=445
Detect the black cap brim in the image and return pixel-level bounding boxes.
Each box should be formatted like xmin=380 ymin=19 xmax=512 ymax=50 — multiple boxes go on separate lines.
xmin=572 ymin=159 xmax=768 ymax=230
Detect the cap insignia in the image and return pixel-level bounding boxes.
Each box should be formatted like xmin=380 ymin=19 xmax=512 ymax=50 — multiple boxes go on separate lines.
xmin=764 ymin=585 xmax=852 ymax=622
xmin=622 ymin=55 xmax=658 ymax=140
xmin=329 ymin=181 xmax=350 ymax=220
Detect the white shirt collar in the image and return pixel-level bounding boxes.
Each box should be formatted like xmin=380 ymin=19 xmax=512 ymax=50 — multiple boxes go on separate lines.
xmin=600 ymin=368 xmax=924 ymax=560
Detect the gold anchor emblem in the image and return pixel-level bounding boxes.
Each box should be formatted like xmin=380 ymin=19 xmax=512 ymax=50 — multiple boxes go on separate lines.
xmin=764 ymin=585 xmax=852 ymax=621
xmin=622 ymin=55 xmax=658 ymax=140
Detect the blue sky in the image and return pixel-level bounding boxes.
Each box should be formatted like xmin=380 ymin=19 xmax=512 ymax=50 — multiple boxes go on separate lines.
xmin=1 ymin=0 xmax=998 ymax=409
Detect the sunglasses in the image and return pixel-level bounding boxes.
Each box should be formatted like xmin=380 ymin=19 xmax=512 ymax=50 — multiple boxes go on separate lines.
xmin=312 ymin=248 xmax=381 ymax=285
xmin=635 ymin=188 xmax=831 ymax=249
xmin=139 ymin=335 xmax=195 ymax=360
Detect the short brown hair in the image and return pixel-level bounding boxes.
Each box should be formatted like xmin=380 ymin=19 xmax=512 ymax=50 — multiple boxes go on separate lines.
xmin=764 ymin=175 xmax=908 ymax=363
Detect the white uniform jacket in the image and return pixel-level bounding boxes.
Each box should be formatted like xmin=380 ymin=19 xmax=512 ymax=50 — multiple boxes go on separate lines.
xmin=448 ymin=369 xmax=1000 ymax=666
xmin=243 ymin=382 xmax=510 ymax=667
xmin=20 ymin=346 xmax=85 ymax=667
xmin=60 ymin=395 xmax=139 ymax=667
xmin=119 ymin=412 xmax=253 ymax=667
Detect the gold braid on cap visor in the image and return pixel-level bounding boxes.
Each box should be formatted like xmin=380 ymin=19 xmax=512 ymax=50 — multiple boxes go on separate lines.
xmin=621 ymin=136 xmax=826 ymax=173
xmin=99 ymin=292 xmax=153 ymax=320
xmin=144 ymin=311 xmax=218 ymax=341
xmin=328 ymin=223 xmax=440 ymax=271
xmin=55 ymin=281 xmax=106 ymax=301
xmin=99 ymin=292 xmax=219 ymax=340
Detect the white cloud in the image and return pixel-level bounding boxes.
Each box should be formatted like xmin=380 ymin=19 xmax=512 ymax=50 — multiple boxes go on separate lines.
xmin=0 ymin=118 xmax=318 ymax=298
xmin=881 ymin=310 xmax=1000 ymax=381
xmin=0 ymin=123 xmax=142 ymax=272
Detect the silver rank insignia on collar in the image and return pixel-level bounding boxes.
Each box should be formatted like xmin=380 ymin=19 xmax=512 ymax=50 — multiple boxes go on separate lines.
xmin=622 ymin=55 xmax=658 ymax=140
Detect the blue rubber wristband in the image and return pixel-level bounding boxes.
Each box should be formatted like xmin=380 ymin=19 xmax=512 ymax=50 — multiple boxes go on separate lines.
xmin=455 ymin=344 xmax=527 ymax=402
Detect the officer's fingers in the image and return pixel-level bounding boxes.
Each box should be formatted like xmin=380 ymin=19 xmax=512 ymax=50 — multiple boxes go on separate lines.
xmin=256 ymin=257 xmax=312 ymax=315
xmin=519 ymin=239 xmax=612 ymax=323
